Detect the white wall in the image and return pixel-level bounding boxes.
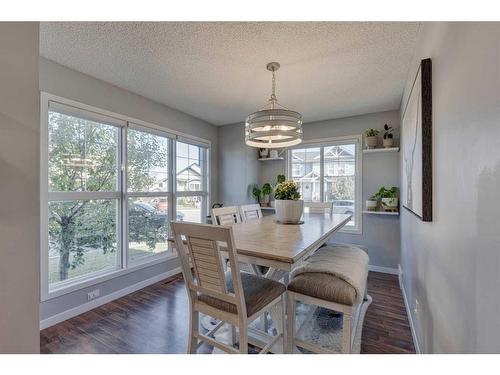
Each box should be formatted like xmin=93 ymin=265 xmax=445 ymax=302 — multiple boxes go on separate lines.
xmin=400 ymin=22 xmax=500 ymax=353
xmin=39 ymin=57 xmax=218 ymax=324
xmin=218 ymin=110 xmax=401 ymax=269
xmin=0 ymin=22 xmax=40 ymax=353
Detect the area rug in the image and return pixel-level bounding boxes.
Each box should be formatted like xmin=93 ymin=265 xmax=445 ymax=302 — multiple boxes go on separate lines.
xmin=200 ymin=294 xmax=372 ymax=354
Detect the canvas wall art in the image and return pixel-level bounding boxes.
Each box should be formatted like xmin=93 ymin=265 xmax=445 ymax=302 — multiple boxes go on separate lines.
xmin=401 ymin=58 xmax=432 ymax=222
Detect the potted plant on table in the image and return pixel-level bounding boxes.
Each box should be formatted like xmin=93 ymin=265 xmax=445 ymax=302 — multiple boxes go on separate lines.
xmin=365 ymin=128 xmax=379 ymax=149
xmin=273 ymin=180 xmax=303 ymax=223
xmin=372 ymin=186 xmax=399 ymax=212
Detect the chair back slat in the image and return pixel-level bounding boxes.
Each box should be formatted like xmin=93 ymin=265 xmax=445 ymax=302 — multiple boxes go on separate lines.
xmin=212 ymin=206 xmax=242 ymax=226
xmin=188 ymin=236 xmax=226 ymax=294
xmin=170 ymin=221 xmax=247 ymax=316
xmin=240 ymin=204 xmax=263 ymax=221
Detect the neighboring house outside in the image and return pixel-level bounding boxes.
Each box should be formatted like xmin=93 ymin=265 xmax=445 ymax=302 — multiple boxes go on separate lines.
xmin=153 ymin=162 xmax=202 ymax=192
xmin=291 ymin=145 xmax=355 ymax=202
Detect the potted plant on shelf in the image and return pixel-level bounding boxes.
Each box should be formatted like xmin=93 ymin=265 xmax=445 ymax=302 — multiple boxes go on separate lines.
xmin=273 ymin=180 xmax=303 ymax=223
xmin=365 ymin=128 xmax=379 ymax=149
xmin=383 ymin=124 xmax=395 ymax=148
xmin=252 ymin=183 xmax=273 ymax=207
xmin=261 ymin=183 xmax=273 ymax=207
xmin=372 ymin=186 xmax=399 ymax=212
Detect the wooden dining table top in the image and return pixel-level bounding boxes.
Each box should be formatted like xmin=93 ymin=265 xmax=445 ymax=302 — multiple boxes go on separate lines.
xmin=230 ymin=213 xmax=351 ymax=265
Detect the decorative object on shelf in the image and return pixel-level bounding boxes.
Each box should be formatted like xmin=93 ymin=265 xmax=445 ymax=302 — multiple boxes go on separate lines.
xmin=269 ymin=149 xmax=279 ymax=159
xmin=383 ymin=124 xmax=396 ymax=148
xmin=259 ymin=148 xmax=269 ymax=158
xmin=365 ymin=197 xmax=378 ymax=211
xmin=252 ymin=183 xmax=273 ymax=207
xmin=245 ymin=62 xmax=303 ymax=148
xmin=364 ymin=128 xmax=379 ymax=149
xmin=273 ymin=180 xmax=303 ymax=223
xmin=402 ymin=58 xmax=432 ymax=222
xmin=371 ymin=186 xmax=399 ymax=212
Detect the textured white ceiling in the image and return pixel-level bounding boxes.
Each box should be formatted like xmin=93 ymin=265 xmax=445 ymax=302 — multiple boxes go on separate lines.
xmin=40 ymin=22 xmax=419 ymax=125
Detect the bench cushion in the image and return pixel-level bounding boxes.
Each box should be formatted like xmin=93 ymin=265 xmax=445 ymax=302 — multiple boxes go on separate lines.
xmin=287 ymin=272 xmax=357 ymax=306
xmin=198 ymin=271 xmax=286 ymax=317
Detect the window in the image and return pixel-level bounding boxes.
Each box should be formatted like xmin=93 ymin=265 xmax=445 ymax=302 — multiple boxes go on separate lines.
xmin=46 ymin=109 xmax=122 ymax=287
xmin=175 ymin=141 xmax=209 ymax=223
xmin=288 ymin=136 xmax=362 ymax=233
xmin=126 ymin=128 xmax=171 ymax=263
xmin=42 ymin=95 xmax=210 ymax=298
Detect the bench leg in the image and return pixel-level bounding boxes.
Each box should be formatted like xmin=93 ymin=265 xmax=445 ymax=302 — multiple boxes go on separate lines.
xmin=342 ymin=312 xmax=352 ymax=354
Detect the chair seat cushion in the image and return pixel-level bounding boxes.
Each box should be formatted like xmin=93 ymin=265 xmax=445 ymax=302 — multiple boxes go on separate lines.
xmin=287 ymin=272 xmax=357 ymax=306
xmin=198 ymin=272 xmax=286 ymax=317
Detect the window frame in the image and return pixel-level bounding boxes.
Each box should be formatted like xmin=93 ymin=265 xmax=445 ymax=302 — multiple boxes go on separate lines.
xmin=40 ymin=92 xmax=211 ymax=301
xmin=286 ymin=135 xmax=363 ymax=235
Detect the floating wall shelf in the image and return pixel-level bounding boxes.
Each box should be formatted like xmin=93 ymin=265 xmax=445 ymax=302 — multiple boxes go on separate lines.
xmin=363 ymin=147 xmax=399 ymax=154
xmin=363 ymin=210 xmax=399 ymax=216
xmin=258 ymin=157 xmax=284 ymax=161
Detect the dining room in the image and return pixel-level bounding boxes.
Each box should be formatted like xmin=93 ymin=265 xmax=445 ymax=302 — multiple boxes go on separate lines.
xmin=1 ymin=4 xmax=500 ymax=364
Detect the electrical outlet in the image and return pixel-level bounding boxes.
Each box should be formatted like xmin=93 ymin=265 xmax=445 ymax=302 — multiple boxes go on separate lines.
xmin=414 ymin=299 xmax=420 ymax=315
xmin=87 ymin=289 xmax=100 ymax=301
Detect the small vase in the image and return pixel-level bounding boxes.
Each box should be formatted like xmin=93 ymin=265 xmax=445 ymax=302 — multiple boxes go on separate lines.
xmin=383 ymin=138 xmax=394 ymax=148
xmin=365 ymin=136 xmax=378 ymax=149
xmin=366 ymin=200 xmax=378 ymax=211
xmin=259 ymin=195 xmax=270 ymax=207
xmin=274 ymin=200 xmax=304 ymax=223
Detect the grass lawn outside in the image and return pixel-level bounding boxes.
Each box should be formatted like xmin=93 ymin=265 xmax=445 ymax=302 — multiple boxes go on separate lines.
xmin=48 ymin=243 xmax=174 ymax=285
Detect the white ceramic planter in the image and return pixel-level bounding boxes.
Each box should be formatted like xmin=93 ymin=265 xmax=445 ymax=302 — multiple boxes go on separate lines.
xmin=366 ymin=199 xmax=378 ymax=211
xmin=365 ymin=136 xmax=378 ymax=149
xmin=381 ymin=197 xmax=398 ymax=211
xmin=274 ymin=199 xmax=304 ymax=223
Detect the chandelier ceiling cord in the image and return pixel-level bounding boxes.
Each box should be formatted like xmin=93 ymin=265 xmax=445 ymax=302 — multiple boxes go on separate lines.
xmin=245 ymin=62 xmax=303 ymax=148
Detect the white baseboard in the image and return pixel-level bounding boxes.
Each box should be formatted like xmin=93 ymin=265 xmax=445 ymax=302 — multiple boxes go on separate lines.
xmin=40 ymin=267 xmax=181 ymax=330
xmin=398 ymin=264 xmax=422 ymax=354
xmin=368 ymin=264 xmax=399 ymax=275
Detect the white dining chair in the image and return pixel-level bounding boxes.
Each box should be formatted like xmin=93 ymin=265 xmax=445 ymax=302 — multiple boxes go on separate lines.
xmin=239 ymin=204 xmax=263 ymax=222
xmin=170 ymin=221 xmax=286 ymax=354
xmin=304 ymin=202 xmax=332 ymax=214
xmin=212 ymin=206 xmax=242 ymax=226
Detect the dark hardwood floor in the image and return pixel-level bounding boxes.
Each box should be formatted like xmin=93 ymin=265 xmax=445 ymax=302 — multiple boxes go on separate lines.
xmin=40 ymin=271 xmax=415 ymax=354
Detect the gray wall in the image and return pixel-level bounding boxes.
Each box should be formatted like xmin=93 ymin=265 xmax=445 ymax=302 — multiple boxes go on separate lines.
xmin=218 ymin=110 xmax=401 ymax=269
xmin=0 ymin=22 xmax=40 ymax=353
xmin=399 ymin=22 xmax=500 ymax=353
xmin=217 ymin=123 xmax=260 ymax=205
xmin=39 ymin=58 xmax=218 ymax=323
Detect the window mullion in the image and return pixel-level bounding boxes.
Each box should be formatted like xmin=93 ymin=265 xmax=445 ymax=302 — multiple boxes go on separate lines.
xmin=121 ymin=126 xmax=128 ymax=270
xmin=320 ymin=146 xmax=324 ymax=202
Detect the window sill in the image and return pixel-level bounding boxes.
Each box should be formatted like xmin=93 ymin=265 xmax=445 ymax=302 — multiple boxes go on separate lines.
xmin=42 ymin=252 xmax=178 ymax=302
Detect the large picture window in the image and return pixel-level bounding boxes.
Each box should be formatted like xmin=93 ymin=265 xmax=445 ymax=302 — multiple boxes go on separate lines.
xmin=41 ymin=95 xmax=210 ymax=298
xmin=288 ymin=136 xmax=362 ymax=233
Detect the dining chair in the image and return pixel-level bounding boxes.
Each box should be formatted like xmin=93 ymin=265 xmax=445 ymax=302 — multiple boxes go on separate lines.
xmin=239 ymin=204 xmax=263 ymax=221
xmin=170 ymin=221 xmax=286 ymax=354
xmin=212 ymin=206 xmax=242 ymax=226
xmin=304 ymin=201 xmax=332 ymax=214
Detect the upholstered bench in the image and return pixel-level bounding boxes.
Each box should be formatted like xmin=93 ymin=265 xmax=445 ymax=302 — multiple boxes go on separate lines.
xmin=286 ymin=244 xmax=369 ymax=354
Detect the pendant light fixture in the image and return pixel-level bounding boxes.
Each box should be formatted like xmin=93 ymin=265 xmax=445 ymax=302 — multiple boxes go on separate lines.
xmin=245 ymin=62 xmax=303 ymax=148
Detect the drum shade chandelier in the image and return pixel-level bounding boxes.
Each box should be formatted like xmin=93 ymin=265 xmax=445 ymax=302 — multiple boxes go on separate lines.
xmin=245 ymin=62 xmax=303 ymax=148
